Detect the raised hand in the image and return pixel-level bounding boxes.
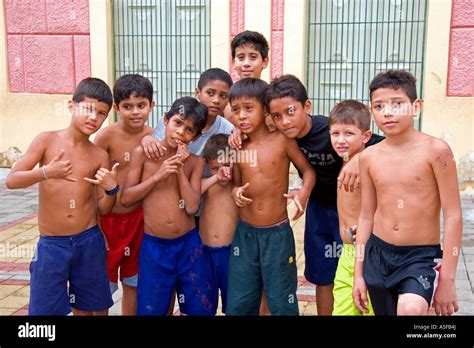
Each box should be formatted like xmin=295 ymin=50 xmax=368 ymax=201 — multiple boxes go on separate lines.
xmin=284 ymin=189 xmax=309 ymax=220
xmin=44 ymin=149 xmax=76 ymax=182
xmin=176 ymin=140 xmax=190 ymax=163
xmin=142 ymin=135 xmax=167 ymax=160
xmin=153 ymin=155 xmax=183 ymax=183
xmin=216 ymin=163 xmax=233 ymax=183
xmin=228 ymin=128 xmax=248 ymax=150
xmin=84 ymin=163 xmax=119 ymax=190
xmin=231 ymin=182 xmax=252 ymax=207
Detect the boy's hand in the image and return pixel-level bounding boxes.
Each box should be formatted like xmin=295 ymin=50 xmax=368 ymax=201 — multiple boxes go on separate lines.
xmin=176 ymin=140 xmax=190 ymax=163
xmin=229 ymin=128 xmax=248 ymax=150
xmin=45 ymin=149 xmax=77 ymax=182
xmin=142 ymin=135 xmax=167 ymax=160
xmin=84 ymin=163 xmax=119 ymax=190
xmin=217 ymin=163 xmax=233 ymax=184
xmin=265 ymin=115 xmax=277 ymax=132
xmin=338 ymin=153 xmax=360 ymax=192
xmin=284 ymin=189 xmax=309 ymax=220
xmin=232 ymin=182 xmax=252 ymax=207
xmin=353 ymin=276 xmax=370 ymax=313
xmin=433 ymin=279 xmax=459 ymax=316
xmin=153 ymin=155 xmax=183 ymax=183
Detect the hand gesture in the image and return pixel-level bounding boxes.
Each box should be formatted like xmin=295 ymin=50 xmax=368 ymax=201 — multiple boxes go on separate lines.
xmin=433 ymin=279 xmax=459 ymax=316
xmin=44 ymin=149 xmax=76 ymax=182
xmin=337 ymin=154 xmax=360 ymax=192
xmin=176 ymin=140 xmax=190 ymax=163
xmin=153 ymin=155 xmax=183 ymax=183
xmin=229 ymin=128 xmax=248 ymax=150
xmin=216 ymin=163 xmax=233 ymax=183
xmin=283 ymin=189 xmax=308 ymax=220
xmin=142 ymin=135 xmax=167 ymax=160
xmin=231 ymin=182 xmax=252 ymax=207
xmin=84 ymin=163 xmax=119 ymax=190
xmin=353 ymin=276 xmax=370 ymax=313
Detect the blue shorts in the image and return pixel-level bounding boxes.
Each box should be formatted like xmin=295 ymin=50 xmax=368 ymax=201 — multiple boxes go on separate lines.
xmin=304 ymin=200 xmax=342 ymax=286
xmin=29 ymin=225 xmax=113 ymax=315
xmin=204 ymin=244 xmax=231 ymax=314
xmin=137 ymin=228 xmax=216 ymax=316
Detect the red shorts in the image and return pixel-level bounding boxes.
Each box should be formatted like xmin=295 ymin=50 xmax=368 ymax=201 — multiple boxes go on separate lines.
xmin=99 ymin=206 xmax=144 ymax=285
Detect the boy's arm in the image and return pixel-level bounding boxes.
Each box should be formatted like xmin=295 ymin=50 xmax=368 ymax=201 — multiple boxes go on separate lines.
xmin=6 ymin=133 xmax=76 ymax=189
xmin=353 ymin=150 xmax=377 ymax=313
xmin=177 ymin=155 xmax=205 ymax=215
xmin=231 ymin=161 xmax=252 ymax=207
xmin=431 ymin=140 xmax=462 ymax=316
xmin=88 ymin=152 xmax=119 ymax=216
xmin=201 ymin=164 xmax=233 ymax=194
xmin=285 ymin=139 xmax=316 ymax=220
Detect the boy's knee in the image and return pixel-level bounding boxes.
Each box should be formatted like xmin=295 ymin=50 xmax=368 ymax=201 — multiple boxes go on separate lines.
xmin=397 ymin=294 xmax=428 ymax=315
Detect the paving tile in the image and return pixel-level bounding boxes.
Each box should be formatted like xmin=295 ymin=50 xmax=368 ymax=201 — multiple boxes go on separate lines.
xmin=0 ymin=285 xmax=23 ymax=300
xmin=0 ymin=295 xmax=30 ymax=309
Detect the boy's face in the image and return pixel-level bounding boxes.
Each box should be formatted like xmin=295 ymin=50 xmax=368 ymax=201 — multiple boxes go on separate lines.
xmin=268 ymin=97 xmax=312 ymax=139
xmin=195 ymin=80 xmax=230 ymax=118
xmin=370 ymin=88 xmax=421 ymax=136
xmin=207 ymin=158 xmax=232 ymax=186
xmin=233 ymin=45 xmax=268 ymax=79
xmin=329 ymin=123 xmax=371 ymax=160
xmin=163 ymin=113 xmax=198 ymax=149
xmin=230 ymin=97 xmax=265 ymax=134
xmin=115 ymin=93 xmax=154 ymax=130
xmin=68 ymin=97 xmax=110 ymax=135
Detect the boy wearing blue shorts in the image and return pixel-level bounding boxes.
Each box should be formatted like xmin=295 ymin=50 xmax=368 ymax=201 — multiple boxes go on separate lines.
xmin=121 ymin=97 xmax=216 ymax=316
xmin=200 ymin=134 xmax=238 ymax=314
xmin=6 ymin=78 xmax=118 ymax=315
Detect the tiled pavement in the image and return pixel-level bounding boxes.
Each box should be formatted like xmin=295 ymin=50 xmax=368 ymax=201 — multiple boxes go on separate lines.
xmin=0 ymin=168 xmax=473 ymax=315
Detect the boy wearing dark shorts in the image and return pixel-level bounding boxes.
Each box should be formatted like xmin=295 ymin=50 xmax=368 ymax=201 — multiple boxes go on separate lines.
xmin=353 ymin=70 xmax=462 ymax=316
xmin=6 ymin=78 xmax=118 ymax=315
xmin=226 ymin=78 xmax=316 ymax=315
xmin=121 ymin=97 xmax=216 ymax=315
xmin=94 ymin=74 xmax=154 ymax=315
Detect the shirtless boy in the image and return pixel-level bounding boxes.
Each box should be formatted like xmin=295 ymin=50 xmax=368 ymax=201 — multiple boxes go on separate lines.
xmin=6 ymin=78 xmax=118 ymax=315
xmin=353 ymin=70 xmax=463 ymax=316
xmin=226 ymin=78 xmax=316 ymax=315
xmin=94 ymin=74 xmax=154 ymax=315
xmin=200 ymin=133 xmax=239 ymax=314
xmin=328 ymin=100 xmax=373 ymax=315
xmin=121 ymin=96 xmax=216 ymax=315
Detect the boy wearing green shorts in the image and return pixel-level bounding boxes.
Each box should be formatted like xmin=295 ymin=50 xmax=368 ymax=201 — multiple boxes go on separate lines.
xmin=329 ymin=100 xmax=374 ymax=315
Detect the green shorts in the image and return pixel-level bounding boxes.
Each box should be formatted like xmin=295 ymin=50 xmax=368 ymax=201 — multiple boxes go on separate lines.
xmin=333 ymin=243 xmax=374 ymax=316
xmin=226 ymin=220 xmax=299 ymax=316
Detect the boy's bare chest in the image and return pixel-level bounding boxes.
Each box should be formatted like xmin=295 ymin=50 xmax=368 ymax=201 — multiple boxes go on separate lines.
xmin=239 ymin=145 xmax=287 ymax=175
xmin=108 ymin=139 xmax=142 ymax=169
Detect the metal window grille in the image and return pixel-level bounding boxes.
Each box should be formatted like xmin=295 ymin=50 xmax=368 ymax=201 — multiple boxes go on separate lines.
xmin=306 ymin=0 xmax=428 ymax=132
xmin=113 ymin=0 xmax=211 ymax=127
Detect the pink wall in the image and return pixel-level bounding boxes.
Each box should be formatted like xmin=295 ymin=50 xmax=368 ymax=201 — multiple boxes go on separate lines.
xmin=271 ymin=0 xmax=284 ymax=79
xmin=5 ymin=0 xmax=91 ymax=94
xmin=447 ymin=0 xmax=474 ymax=96
xmin=229 ymin=0 xmax=245 ymax=81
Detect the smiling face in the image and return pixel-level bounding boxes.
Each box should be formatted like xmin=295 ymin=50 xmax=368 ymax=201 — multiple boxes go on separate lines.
xmin=329 ymin=123 xmax=371 ymax=160
xmin=163 ymin=113 xmax=198 ymax=149
xmin=230 ymin=97 xmax=266 ymax=134
xmin=116 ymin=93 xmax=153 ymax=130
xmin=233 ymin=45 xmax=269 ymax=79
xmin=370 ymin=87 xmax=421 ymax=136
xmin=268 ymin=97 xmax=312 ymax=139
xmin=195 ymin=80 xmax=230 ymax=119
xmin=69 ymin=97 xmax=110 ymax=135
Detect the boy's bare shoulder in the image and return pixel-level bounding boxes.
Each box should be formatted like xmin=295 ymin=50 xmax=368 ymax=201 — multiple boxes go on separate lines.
xmin=89 ymin=141 xmax=109 ymax=162
xmin=143 ymin=125 xmax=154 ymax=135
xmin=423 ymin=135 xmax=454 ymax=165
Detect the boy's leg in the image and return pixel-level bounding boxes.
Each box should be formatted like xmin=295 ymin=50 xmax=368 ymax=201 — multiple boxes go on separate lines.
xmin=29 ymin=237 xmax=72 ymax=315
xmin=259 ymin=292 xmax=271 ymax=316
xmin=304 ymin=200 xmax=342 ymax=315
xmin=69 ymin=226 xmax=114 ymax=314
xmin=397 ymin=293 xmax=429 ymax=315
xmin=175 ymin=229 xmax=217 ymax=316
xmin=137 ymin=234 xmax=178 ymax=315
xmin=261 ymin=222 xmax=299 ymax=316
xmin=227 ymin=222 xmax=263 ymax=315
xmin=121 ymin=279 xmax=138 ymax=315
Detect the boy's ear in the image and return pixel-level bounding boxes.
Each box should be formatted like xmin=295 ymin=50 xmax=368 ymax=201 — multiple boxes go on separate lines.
xmin=150 ymin=100 xmax=155 ymax=109
xmin=163 ymin=117 xmax=169 ymax=126
xmin=195 ymin=87 xmax=201 ymax=100
xmin=113 ymin=103 xmax=119 ymax=113
xmin=412 ymin=99 xmax=423 ymax=117
xmin=304 ymin=100 xmax=312 ymax=114
xmin=68 ymin=100 xmax=75 ymax=113
xmin=262 ymin=57 xmax=269 ymax=69
xmin=362 ymin=129 xmax=372 ymax=144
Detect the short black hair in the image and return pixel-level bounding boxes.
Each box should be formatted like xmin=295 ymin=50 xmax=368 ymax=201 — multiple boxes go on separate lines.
xmin=369 ymin=70 xmax=418 ymax=102
xmin=329 ymin=100 xmax=371 ymax=132
xmin=231 ymin=30 xmax=269 ymax=60
xmin=164 ymin=96 xmax=208 ymax=135
xmin=73 ymin=77 xmax=113 ymax=110
xmin=197 ymin=68 xmax=233 ymax=90
xmin=113 ymin=74 xmax=154 ymax=105
xmin=266 ymin=74 xmax=309 ymax=108
xmin=229 ymin=78 xmax=269 ymax=108
xmin=202 ymin=133 xmax=230 ymax=160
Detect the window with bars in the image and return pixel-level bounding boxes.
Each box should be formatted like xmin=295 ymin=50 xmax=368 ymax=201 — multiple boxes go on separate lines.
xmin=306 ymin=0 xmax=427 ymax=132
xmin=113 ymin=0 xmax=211 ymax=127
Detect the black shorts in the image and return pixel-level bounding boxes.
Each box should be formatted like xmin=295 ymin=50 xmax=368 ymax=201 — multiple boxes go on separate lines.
xmin=363 ymin=234 xmax=442 ymax=315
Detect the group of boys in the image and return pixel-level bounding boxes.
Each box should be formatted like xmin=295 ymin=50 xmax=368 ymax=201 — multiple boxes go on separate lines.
xmin=6 ymin=30 xmax=462 ymax=317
